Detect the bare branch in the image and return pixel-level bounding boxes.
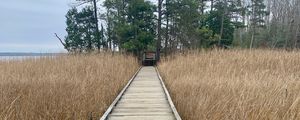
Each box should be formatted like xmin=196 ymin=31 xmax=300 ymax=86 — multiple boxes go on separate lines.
xmin=69 ymin=1 xmax=90 ymax=7
xmin=69 ymin=0 xmax=101 ymax=7
xmin=54 ymin=33 xmax=66 ymax=47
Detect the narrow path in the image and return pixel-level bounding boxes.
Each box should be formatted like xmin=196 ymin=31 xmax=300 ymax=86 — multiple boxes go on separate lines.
xmin=100 ymin=66 xmax=180 ymax=120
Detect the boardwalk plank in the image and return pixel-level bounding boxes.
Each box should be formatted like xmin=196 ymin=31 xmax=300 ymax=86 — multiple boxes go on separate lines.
xmin=103 ymin=67 xmax=179 ymax=120
xmin=108 ymin=116 xmax=175 ymax=120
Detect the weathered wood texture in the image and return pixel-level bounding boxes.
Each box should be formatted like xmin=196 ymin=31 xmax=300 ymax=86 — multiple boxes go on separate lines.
xmin=102 ymin=67 xmax=179 ymax=120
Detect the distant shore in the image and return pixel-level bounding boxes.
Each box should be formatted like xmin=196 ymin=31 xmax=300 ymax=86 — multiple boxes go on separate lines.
xmin=0 ymin=52 xmax=65 ymax=56
xmin=0 ymin=53 xmax=66 ymax=61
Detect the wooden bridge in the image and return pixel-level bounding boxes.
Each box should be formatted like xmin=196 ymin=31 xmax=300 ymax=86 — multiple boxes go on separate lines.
xmin=100 ymin=66 xmax=181 ymax=120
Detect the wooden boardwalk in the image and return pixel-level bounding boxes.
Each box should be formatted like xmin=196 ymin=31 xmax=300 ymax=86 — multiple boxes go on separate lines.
xmin=100 ymin=66 xmax=181 ymax=120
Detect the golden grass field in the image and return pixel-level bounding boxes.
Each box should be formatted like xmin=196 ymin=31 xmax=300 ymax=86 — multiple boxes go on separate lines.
xmin=0 ymin=53 xmax=138 ymax=120
xmin=159 ymin=50 xmax=300 ymax=120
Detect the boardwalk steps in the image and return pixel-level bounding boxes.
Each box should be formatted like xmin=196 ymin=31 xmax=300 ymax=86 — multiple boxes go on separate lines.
xmin=100 ymin=66 xmax=181 ymax=120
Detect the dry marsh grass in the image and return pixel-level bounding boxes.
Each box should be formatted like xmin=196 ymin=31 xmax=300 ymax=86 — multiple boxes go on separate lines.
xmin=159 ymin=50 xmax=300 ymax=120
xmin=0 ymin=53 xmax=138 ymax=120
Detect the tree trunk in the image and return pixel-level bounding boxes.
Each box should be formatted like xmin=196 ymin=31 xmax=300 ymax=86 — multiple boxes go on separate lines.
xmin=250 ymin=0 xmax=255 ymax=50
xmin=157 ymin=0 xmax=163 ymax=61
xmin=219 ymin=15 xmax=224 ymax=46
xmin=211 ymin=0 xmax=214 ymax=12
xmin=200 ymin=0 xmax=205 ymax=14
xmin=165 ymin=0 xmax=169 ymax=57
xmin=92 ymin=0 xmax=102 ymax=50
xmin=219 ymin=0 xmax=227 ymax=46
xmin=294 ymin=24 xmax=300 ymax=48
xmin=107 ymin=10 xmax=112 ymax=51
xmin=250 ymin=28 xmax=255 ymax=50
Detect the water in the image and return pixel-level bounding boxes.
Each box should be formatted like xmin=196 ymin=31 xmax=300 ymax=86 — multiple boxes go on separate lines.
xmin=0 ymin=53 xmax=63 ymax=61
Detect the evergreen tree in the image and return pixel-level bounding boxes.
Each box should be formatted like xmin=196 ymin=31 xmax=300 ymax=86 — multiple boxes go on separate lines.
xmin=76 ymin=0 xmax=103 ymax=50
xmin=123 ymin=0 xmax=156 ymax=55
xmin=166 ymin=0 xmax=217 ymax=49
xmin=64 ymin=7 xmax=98 ymax=53
xmin=206 ymin=0 xmax=235 ymax=46
xmin=65 ymin=8 xmax=82 ymax=52
xmin=104 ymin=0 xmax=129 ymax=51
xmin=60 ymin=0 xmax=279 ymax=53
xmin=104 ymin=0 xmax=156 ymax=55
xmin=248 ymin=0 xmax=268 ymax=49
xmin=77 ymin=7 xmax=98 ymax=52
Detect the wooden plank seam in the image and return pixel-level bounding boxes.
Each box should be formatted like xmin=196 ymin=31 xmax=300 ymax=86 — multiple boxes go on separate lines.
xmin=99 ymin=67 xmax=142 ymax=120
xmin=155 ymin=67 xmax=182 ymax=120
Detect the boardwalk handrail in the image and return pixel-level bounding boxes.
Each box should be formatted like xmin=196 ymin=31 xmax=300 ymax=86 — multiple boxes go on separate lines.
xmin=99 ymin=67 xmax=142 ymax=120
xmin=155 ymin=67 xmax=182 ymax=120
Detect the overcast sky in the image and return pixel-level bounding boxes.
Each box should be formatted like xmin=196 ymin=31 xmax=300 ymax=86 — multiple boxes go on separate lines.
xmin=0 ymin=0 xmax=75 ymax=53
xmin=0 ymin=0 xmax=156 ymax=53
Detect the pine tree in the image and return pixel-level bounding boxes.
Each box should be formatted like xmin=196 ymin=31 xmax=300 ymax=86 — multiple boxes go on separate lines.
xmin=64 ymin=7 xmax=98 ymax=53
xmin=103 ymin=0 xmax=156 ymax=55
xmin=123 ymin=0 xmax=156 ymax=55
xmin=104 ymin=0 xmax=129 ymax=51
xmin=65 ymin=8 xmax=82 ymax=52
xmin=248 ymin=0 xmax=268 ymax=49
xmin=167 ymin=0 xmax=205 ymax=48
xmin=206 ymin=0 xmax=235 ymax=47
xmin=76 ymin=0 xmax=103 ymax=50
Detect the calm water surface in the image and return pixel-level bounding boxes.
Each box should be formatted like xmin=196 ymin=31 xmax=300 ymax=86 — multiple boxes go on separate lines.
xmin=0 ymin=53 xmax=63 ymax=61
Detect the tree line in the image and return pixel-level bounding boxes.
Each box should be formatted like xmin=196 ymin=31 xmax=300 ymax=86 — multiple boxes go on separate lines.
xmin=58 ymin=0 xmax=300 ymax=55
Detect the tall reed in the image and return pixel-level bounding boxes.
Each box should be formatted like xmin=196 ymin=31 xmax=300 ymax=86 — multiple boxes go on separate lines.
xmin=159 ymin=50 xmax=300 ymax=120
xmin=0 ymin=53 xmax=138 ymax=120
